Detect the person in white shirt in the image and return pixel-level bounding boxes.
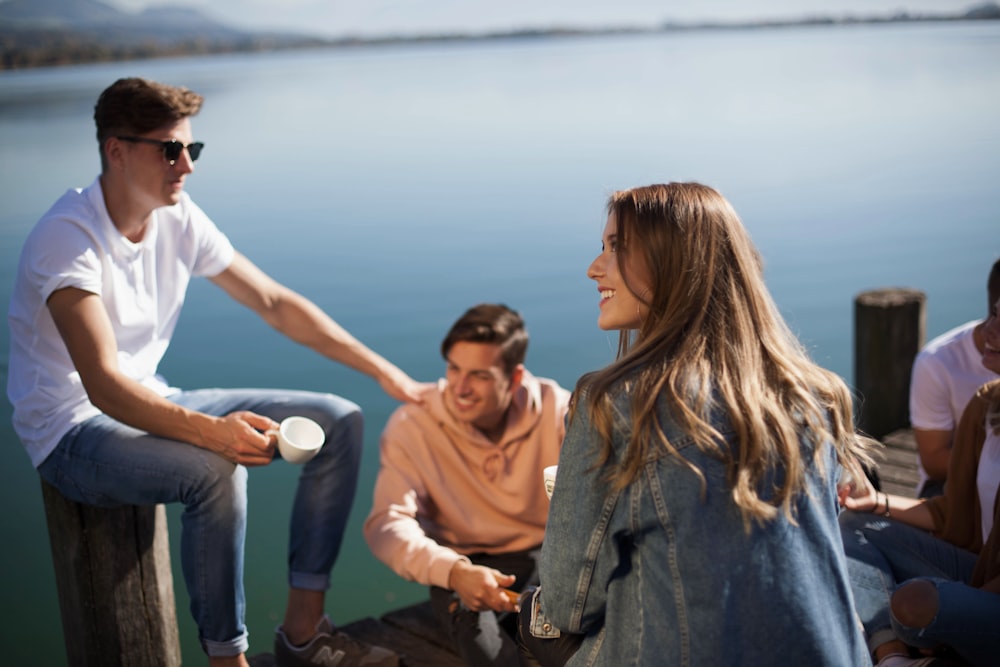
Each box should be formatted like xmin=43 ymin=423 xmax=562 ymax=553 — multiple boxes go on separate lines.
xmin=909 ymin=258 xmax=1000 ymax=497
xmin=7 ymin=77 xmax=420 ymax=667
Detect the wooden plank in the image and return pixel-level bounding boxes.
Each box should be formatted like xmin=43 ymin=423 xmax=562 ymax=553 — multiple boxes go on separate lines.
xmin=380 ymin=602 xmax=464 ymax=666
xmin=873 ymin=428 xmax=920 ymax=498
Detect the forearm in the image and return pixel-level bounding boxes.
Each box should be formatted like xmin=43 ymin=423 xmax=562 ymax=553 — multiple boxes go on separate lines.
xmin=264 ymin=290 xmax=388 ymax=375
xmin=921 ymin=451 xmax=950 ymax=481
xmin=83 ymin=370 xmax=217 ymax=446
xmin=913 ymin=428 xmax=952 ymax=481
xmin=867 ymin=491 xmax=936 ymax=531
xmin=364 ymin=514 xmax=466 ymax=588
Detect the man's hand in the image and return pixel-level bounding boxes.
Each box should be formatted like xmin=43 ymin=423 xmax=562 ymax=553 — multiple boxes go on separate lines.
xmin=378 ymin=365 xmax=433 ymax=404
xmin=199 ymin=411 xmax=277 ymax=466
xmin=448 ymin=560 xmax=519 ymax=613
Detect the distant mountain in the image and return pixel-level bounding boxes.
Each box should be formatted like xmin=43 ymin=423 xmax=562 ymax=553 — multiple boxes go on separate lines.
xmin=0 ymin=0 xmax=250 ymax=40
xmin=0 ymin=0 xmax=327 ymax=69
xmin=966 ymin=2 xmax=1000 ymax=18
xmin=0 ymin=0 xmax=121 ymax=26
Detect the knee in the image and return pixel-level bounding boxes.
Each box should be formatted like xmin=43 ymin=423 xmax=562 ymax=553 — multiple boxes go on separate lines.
xmin=186 ymin=455 xmax=247 ymax=510
xmin=891 ymin=579 xmax=938 ymax=629
xmin=316 ymin=395 xmax=363 ymax=440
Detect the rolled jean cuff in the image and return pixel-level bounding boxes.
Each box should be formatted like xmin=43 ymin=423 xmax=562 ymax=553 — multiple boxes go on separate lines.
xmin=202 ymin=631 xmax=249 ymax=658
xmin=289 ymin=570 xmax=330 ymax=592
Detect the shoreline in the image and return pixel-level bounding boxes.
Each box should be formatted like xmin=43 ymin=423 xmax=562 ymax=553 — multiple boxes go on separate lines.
xmin=3 ymin=6 xmax=999 ymax=71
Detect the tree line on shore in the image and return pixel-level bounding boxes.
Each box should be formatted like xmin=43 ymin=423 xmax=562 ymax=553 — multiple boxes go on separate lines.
xmin=3 ymin=3 xmax=999 ymax=72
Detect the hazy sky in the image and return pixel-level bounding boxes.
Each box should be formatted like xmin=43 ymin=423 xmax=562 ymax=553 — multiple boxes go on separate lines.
xmin=106 ymin=0 xmax=982 ymax=37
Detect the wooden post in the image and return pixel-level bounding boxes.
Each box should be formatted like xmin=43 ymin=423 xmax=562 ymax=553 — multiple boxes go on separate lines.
xmin=853 ymin=288 xmax=926 ymax=439
xmin=40 ymin=479 xmax=181 ymax=667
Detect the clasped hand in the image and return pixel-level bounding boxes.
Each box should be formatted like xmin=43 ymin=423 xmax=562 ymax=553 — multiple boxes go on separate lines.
xmin=202 ymin=411 xmax=278 ymax=466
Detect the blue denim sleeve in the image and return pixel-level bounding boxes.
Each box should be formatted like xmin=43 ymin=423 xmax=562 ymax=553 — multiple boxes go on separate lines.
xmin=538 ymin=400 xmax=624 ymax=633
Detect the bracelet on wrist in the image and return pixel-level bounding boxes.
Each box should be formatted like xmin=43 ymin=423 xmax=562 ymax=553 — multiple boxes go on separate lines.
xmin=871 ymin=492 xmax=884 ymax=516
xmin=882 ymin=492 xmax=891 ymax=518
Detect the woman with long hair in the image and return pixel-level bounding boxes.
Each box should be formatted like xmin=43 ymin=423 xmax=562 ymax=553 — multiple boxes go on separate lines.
xmin=518 ymin=182 xmax=870 ymax=666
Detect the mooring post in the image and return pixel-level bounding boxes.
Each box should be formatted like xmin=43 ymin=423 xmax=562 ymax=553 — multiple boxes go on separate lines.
xmin=40 ymin=479 xmax=181 ymax=667
xmin=853 ymin=287 xmax=926 ymax=440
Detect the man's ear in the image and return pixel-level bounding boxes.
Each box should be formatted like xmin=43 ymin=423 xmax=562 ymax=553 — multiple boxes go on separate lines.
xmin=509 ymin=364 xmax=525 ymax=388
xmin=104 ymin=136 xmax=126 ymax=170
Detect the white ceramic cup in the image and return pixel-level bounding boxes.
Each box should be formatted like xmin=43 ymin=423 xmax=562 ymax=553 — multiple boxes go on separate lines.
xmin=543 ymin=465 xmax=558 ymax=499
xmin=268 ymin=416 xmax=325 ymax=464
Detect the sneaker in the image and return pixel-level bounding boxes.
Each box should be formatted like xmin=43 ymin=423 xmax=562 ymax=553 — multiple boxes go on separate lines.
xmin=274 ymin=615 xmax=399 ymax=667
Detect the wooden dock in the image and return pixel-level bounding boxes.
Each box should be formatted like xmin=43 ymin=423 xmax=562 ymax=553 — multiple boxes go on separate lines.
xmin=247 ymin=429 xmax=923 ymax=666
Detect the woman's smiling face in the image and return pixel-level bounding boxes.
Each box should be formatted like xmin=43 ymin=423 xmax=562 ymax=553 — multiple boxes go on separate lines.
xmin=587 ymin=213 xmax=652 ymax=331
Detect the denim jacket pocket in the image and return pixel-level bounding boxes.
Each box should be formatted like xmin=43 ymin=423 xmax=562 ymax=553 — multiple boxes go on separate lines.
xmin=528 ymin=587 xmax=562 ymax=638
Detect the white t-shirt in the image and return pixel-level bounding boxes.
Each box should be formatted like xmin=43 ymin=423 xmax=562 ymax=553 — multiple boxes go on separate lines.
xmin=6 ymin=177 xmax=235 ymax=467
xmin=909 ymin=319 xmax=998 ymax=489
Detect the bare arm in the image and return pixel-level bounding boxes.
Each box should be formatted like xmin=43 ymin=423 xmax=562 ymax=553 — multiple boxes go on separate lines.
xmin=913 ymin=427 xmax=953 ymax=482
xmin=210 ymin=253 xmax=425 ymax=403
xmin=47 ymin=287 xmax=275 ymax=466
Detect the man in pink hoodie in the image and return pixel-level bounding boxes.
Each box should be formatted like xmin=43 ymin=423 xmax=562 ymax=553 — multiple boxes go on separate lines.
xmin=364 ymin=303 xmax=570 ymax=666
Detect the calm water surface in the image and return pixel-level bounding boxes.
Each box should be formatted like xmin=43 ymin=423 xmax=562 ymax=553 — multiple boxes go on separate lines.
xmin=1 ymin=21 xmax=998 ymax=664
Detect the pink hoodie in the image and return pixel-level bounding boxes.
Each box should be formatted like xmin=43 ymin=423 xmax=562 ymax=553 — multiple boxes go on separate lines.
xmin=364 ymin=370 xmax=570 ymax=589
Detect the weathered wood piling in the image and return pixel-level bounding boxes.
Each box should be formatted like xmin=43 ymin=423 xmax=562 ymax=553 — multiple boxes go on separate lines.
xmin=40 ymin=480 xmax=181 ymax=666
xmin=854 ymin=287 xmax=926 ymax=439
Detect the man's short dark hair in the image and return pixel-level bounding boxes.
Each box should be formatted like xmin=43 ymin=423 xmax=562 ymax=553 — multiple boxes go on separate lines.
xmin=441 ymin=304 xmax=528 ymax=376
xmin=93 ymin=77 xmax=203 ymax=170
xmin=988 ymin=256 xmax=1000 ymax=314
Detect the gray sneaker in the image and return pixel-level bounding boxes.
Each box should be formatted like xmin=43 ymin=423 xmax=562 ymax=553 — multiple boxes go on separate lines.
xmin=274 ymin=615 xmax=399 ymax=667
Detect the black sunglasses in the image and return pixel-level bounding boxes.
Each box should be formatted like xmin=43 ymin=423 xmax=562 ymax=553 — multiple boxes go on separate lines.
xmin=116 ymin=136 xmax=205 ymax=165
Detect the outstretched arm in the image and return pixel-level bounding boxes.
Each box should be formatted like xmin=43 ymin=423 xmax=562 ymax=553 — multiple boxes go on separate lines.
xmin=210 ymin=252 xmax=425 ymax=403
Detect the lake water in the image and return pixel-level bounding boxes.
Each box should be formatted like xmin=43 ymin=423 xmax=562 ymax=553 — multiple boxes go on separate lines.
xmin=1 ymin=21 xmax=998 ymax=664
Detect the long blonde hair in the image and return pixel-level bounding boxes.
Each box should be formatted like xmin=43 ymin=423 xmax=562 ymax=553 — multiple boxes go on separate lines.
xmin=576 ymin=183 xmax=868 ymax=527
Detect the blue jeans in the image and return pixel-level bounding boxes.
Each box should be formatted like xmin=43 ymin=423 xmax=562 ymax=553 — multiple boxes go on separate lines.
xmin=839 ymin=511 xmax=1000 ymax=666
xmin=37 ymin=388 xmax=363 ymax=658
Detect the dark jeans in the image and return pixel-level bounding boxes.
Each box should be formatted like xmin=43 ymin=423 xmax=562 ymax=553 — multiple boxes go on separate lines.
xmin=516 ymin=588 xmax=584 ymax=667
xmin=430 ymin=549 xmax=541 ymax=667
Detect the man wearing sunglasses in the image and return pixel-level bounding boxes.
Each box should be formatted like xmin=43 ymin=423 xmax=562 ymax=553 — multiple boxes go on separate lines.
xmin=7 ymin=77 xmax=418 ymax=667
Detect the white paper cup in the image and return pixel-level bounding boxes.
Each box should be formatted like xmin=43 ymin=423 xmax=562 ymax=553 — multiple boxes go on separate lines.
xmin=269 ymin=416 xmax=325 ymax=464
xmin=543 ymin=465 xmax=558 ymax=499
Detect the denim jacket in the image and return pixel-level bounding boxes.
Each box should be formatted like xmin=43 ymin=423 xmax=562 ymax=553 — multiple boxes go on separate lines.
xmin=535 ymin=389 xmax=868 ymax=667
